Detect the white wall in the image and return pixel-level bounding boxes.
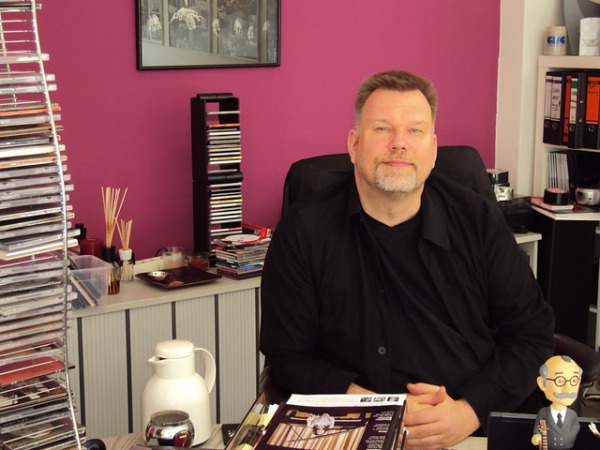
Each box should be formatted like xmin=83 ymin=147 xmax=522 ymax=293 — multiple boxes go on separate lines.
xmin=496 ymin=0 xmax=564 ymax=195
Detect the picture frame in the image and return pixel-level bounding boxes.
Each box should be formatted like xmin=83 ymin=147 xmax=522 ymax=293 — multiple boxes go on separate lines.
xmin=136 ymin=0 xmax=281 ymax=70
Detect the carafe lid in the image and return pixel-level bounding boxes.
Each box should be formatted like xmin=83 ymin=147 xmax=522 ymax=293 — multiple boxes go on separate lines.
xmin=150 ymin=410 xmax=190 ymax=427
xmin=155 ymin=339 xmax=194 ymax=359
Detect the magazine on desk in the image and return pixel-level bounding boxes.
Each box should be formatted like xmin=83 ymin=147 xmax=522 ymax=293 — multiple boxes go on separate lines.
xmin=228 ymin=393 xmax=407 ymax=450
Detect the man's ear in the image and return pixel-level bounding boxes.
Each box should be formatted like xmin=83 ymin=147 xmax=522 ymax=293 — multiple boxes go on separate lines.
xmin=347 ymin=129 xmax=358 ymax=164
xmin=431 ymin=133 xmax=438 ymax=169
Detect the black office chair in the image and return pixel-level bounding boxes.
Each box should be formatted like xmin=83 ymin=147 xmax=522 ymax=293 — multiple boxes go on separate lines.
xmin=269 ymin=146 xmax=600 ymax=413
xmin=281 ymin=145 xmax=496 ymax=217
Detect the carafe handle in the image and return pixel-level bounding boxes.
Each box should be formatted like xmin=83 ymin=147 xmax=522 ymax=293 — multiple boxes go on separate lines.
xmin=196 ymin=347 xmax=216 ymax=392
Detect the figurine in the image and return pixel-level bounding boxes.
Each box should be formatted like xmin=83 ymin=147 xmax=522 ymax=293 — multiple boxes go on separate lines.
xmin=531 ymin=355 xmax=582 ymax=450
xmin=306 ymin=413 xmax=335 ymax=435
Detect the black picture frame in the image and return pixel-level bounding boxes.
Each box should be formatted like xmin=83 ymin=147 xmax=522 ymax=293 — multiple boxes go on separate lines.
xmin=136 ymin=0 xmax=280 ymax=70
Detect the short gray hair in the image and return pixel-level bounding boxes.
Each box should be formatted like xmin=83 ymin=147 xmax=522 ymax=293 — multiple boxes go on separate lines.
xmin=353 ymin=70 xmax=438 ymax=130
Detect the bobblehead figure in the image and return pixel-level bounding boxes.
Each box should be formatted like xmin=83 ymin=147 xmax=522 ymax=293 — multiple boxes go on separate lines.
xmin=531 ymin=355 xmax=582 ymax=450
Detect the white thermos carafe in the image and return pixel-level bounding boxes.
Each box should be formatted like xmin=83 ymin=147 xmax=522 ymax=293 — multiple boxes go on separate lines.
xmin=141 ymin=339 xmax=216 ymax=445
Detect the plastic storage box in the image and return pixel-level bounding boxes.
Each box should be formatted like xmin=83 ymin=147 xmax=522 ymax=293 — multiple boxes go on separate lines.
xmin=69 ymin=254 xmax=111 ymax=307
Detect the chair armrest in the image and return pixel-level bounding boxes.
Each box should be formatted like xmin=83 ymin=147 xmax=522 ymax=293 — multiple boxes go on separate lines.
xmin=260 ymin=366 xmax=291 ymax=405
xmin=553 ymin=333 xmax=600 ymax=384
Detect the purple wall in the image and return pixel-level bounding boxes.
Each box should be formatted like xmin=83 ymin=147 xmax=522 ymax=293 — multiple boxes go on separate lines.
xmin=39 ymin=1 xmax=500 ymax=259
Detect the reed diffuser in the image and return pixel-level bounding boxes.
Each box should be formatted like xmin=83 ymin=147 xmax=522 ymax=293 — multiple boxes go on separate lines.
xmin=118 ymin=218 xmax=134 ymax=282
xmin=101 ymin=186 xmax=128 ymax=294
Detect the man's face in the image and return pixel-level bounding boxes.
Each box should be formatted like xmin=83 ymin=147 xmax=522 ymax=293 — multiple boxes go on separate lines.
xmin=537 ymin=356 xmax=582 ymax=408
xmin=347 ymin=88 xmax=437 ymax=195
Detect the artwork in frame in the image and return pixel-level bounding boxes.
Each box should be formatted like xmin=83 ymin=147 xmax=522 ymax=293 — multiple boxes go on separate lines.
xmin=136 ymin=0 xmax=280 ymax=70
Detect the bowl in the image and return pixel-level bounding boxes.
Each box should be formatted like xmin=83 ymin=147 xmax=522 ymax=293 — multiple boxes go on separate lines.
xmin=148 ymin=271 xmax=168 ymax=281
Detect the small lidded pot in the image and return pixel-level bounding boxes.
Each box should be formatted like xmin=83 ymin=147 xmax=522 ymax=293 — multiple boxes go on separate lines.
xmin=145 ymin=410 xmax=194 ymax=447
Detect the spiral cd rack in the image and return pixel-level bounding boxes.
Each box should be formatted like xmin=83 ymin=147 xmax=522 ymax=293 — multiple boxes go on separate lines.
xmin=0 ymin=1 xmax=83 ymax=449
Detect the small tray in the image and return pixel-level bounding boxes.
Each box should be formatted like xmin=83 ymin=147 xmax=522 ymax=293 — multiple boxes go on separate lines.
xmin=136 ymin=266 xmax=221 ymax=288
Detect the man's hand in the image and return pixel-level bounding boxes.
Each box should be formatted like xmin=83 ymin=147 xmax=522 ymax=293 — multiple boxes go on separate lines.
xmin=403 ymin=383 xmax=480 ymax=449
xmin=346 ymin=382 xmax=376 ymax=395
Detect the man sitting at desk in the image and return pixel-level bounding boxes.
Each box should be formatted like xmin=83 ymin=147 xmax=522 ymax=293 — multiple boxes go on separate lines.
xmin=260 ymin=70 xmax=555 ymax=449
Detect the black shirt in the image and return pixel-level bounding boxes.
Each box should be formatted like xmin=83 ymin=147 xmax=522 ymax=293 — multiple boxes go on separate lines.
xmin=260 ymin=173 xmax=555 ymax=426
xmin=365 ymin=211 xmax=480 ymax=391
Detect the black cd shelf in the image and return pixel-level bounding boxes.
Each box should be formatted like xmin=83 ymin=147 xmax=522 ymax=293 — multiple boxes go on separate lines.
xmin=191 ymin=93 xmax=243 ymax=257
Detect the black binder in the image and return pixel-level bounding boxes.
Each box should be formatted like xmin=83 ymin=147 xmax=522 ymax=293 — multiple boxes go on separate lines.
xmin=567 ymin=72 xmax=588 ymax=149
xmin=583 ymin=72 xmax=600 ymax=149
xmin=543 ymin=71 xmax=566 ymax=145
xmin=561 ymin=72 xmax=574 ymax=146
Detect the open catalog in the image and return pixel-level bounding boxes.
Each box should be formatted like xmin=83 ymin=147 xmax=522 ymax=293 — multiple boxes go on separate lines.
xmin=227 ymin=393 xmax=407 ymax=450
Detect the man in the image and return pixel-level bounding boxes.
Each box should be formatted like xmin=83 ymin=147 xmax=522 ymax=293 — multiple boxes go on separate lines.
xmin=531 ymin=356 xmax=582 ymax=450
xmin=260 ymin=70 xmax=555 ymax=449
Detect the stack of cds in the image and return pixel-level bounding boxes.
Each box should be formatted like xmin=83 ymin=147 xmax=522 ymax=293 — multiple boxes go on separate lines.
xmin=215 ymin=233 xmax=270 ymax=280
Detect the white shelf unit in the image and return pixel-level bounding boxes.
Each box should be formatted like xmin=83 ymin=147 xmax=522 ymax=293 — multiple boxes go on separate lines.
xmin=532 ymin=55 xmax=600 ymax=196
xmin=532 ymin=55 xmax=600 ymax=350
xmin=0 ymin=1 xmax=82 ymax=449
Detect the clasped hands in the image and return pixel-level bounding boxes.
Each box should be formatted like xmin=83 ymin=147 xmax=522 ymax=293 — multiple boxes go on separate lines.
xmin=346 ymin=382 xmax=480 ymax=449
xmin=404 ymin=382 xmax=480 ymax=449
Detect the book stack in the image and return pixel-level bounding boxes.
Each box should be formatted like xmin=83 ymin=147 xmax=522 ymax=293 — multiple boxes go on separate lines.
xmin=215 ymin=233 xmax=270 ymax=280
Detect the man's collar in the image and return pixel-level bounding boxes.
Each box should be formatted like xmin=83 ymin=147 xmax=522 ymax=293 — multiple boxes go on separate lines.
xmin=421 ymin=176 xmax=451 ymax=250
xmin=346 ymin=175 xmax=451 ymax=250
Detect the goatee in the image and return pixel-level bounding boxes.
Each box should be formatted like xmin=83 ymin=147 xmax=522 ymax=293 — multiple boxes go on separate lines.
xmin=374 ymin=164 xmax=417 ymax=193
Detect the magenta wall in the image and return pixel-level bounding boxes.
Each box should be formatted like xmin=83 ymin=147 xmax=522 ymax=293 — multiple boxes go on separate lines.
xmin=38 ymin=1 xmax=500 ymax=259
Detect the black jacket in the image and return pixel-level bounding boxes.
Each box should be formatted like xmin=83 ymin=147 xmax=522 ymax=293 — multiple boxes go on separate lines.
xmin=260 ymin=173 xmax=554 ymax=426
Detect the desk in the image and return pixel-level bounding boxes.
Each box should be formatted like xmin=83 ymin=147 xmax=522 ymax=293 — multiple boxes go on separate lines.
xmin=73 ymin=232 xmax=538 ymax=441
xmin=102 ymin=428 xmax=486 ymax=450
xmin=532 ymin=206 xmax=600 ymax=344
xmin=513 ymin=231 xmax=541 ymax=276
xmin=102 ymin=433 xmax=143 ymax=450
xmin=103 ymin=425 xmax=223 ymax=449
xmin=447 ymin=437 xmax=486 ymax=450
xmin=70 ymin=274 xmax=262 ymax=440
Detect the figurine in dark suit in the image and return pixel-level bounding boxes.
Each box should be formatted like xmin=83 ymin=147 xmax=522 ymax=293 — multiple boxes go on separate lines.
xmin=531 ymin=355 xmax=582 ymax=449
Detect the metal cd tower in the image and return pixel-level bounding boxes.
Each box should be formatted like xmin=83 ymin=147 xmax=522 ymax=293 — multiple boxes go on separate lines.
xmin=0 ymin=1 xmax=83 ymax=449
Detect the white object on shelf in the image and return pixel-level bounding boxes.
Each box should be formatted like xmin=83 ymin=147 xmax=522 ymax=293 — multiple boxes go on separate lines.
xmin=579 ymin=17 xmax=600 ymax=55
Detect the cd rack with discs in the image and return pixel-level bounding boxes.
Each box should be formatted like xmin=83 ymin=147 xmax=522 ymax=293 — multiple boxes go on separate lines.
xmin=0 ymin=1 xmax=84 ymax=449
xmin=191 ymin=93 xmax=243 ymax=260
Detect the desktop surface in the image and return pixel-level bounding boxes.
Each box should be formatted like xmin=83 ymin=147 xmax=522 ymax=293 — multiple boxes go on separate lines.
xmin=488 ymin=412 xmax=600 ymax=450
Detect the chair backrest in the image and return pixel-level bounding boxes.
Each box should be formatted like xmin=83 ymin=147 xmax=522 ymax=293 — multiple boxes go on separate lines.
xmin=281 ymin=145 xmax=496 ymax=217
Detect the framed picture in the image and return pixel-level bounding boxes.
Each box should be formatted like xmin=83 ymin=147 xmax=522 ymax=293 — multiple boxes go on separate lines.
xmin=136 ymin=0 xmax=280 ymax=70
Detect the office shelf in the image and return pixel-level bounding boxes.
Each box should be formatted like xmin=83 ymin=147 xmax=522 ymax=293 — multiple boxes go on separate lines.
xmin=532 ymin=55 xmax=600 ymax=349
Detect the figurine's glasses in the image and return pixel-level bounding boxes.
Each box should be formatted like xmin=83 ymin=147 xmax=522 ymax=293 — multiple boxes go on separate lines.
xmin=546 ymin=375 xmax=580 ymax=387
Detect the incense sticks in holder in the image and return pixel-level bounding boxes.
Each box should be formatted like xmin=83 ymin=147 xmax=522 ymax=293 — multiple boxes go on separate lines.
xmin=101 ymin=186 xmax=131 ymax=293
xmin=118 ymin=218 xmax=134 ymax=281
xmin=101 ymin=245 xmax=121 ymax=295
xmin=119 ymin=248 xmax=134 ymax=282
